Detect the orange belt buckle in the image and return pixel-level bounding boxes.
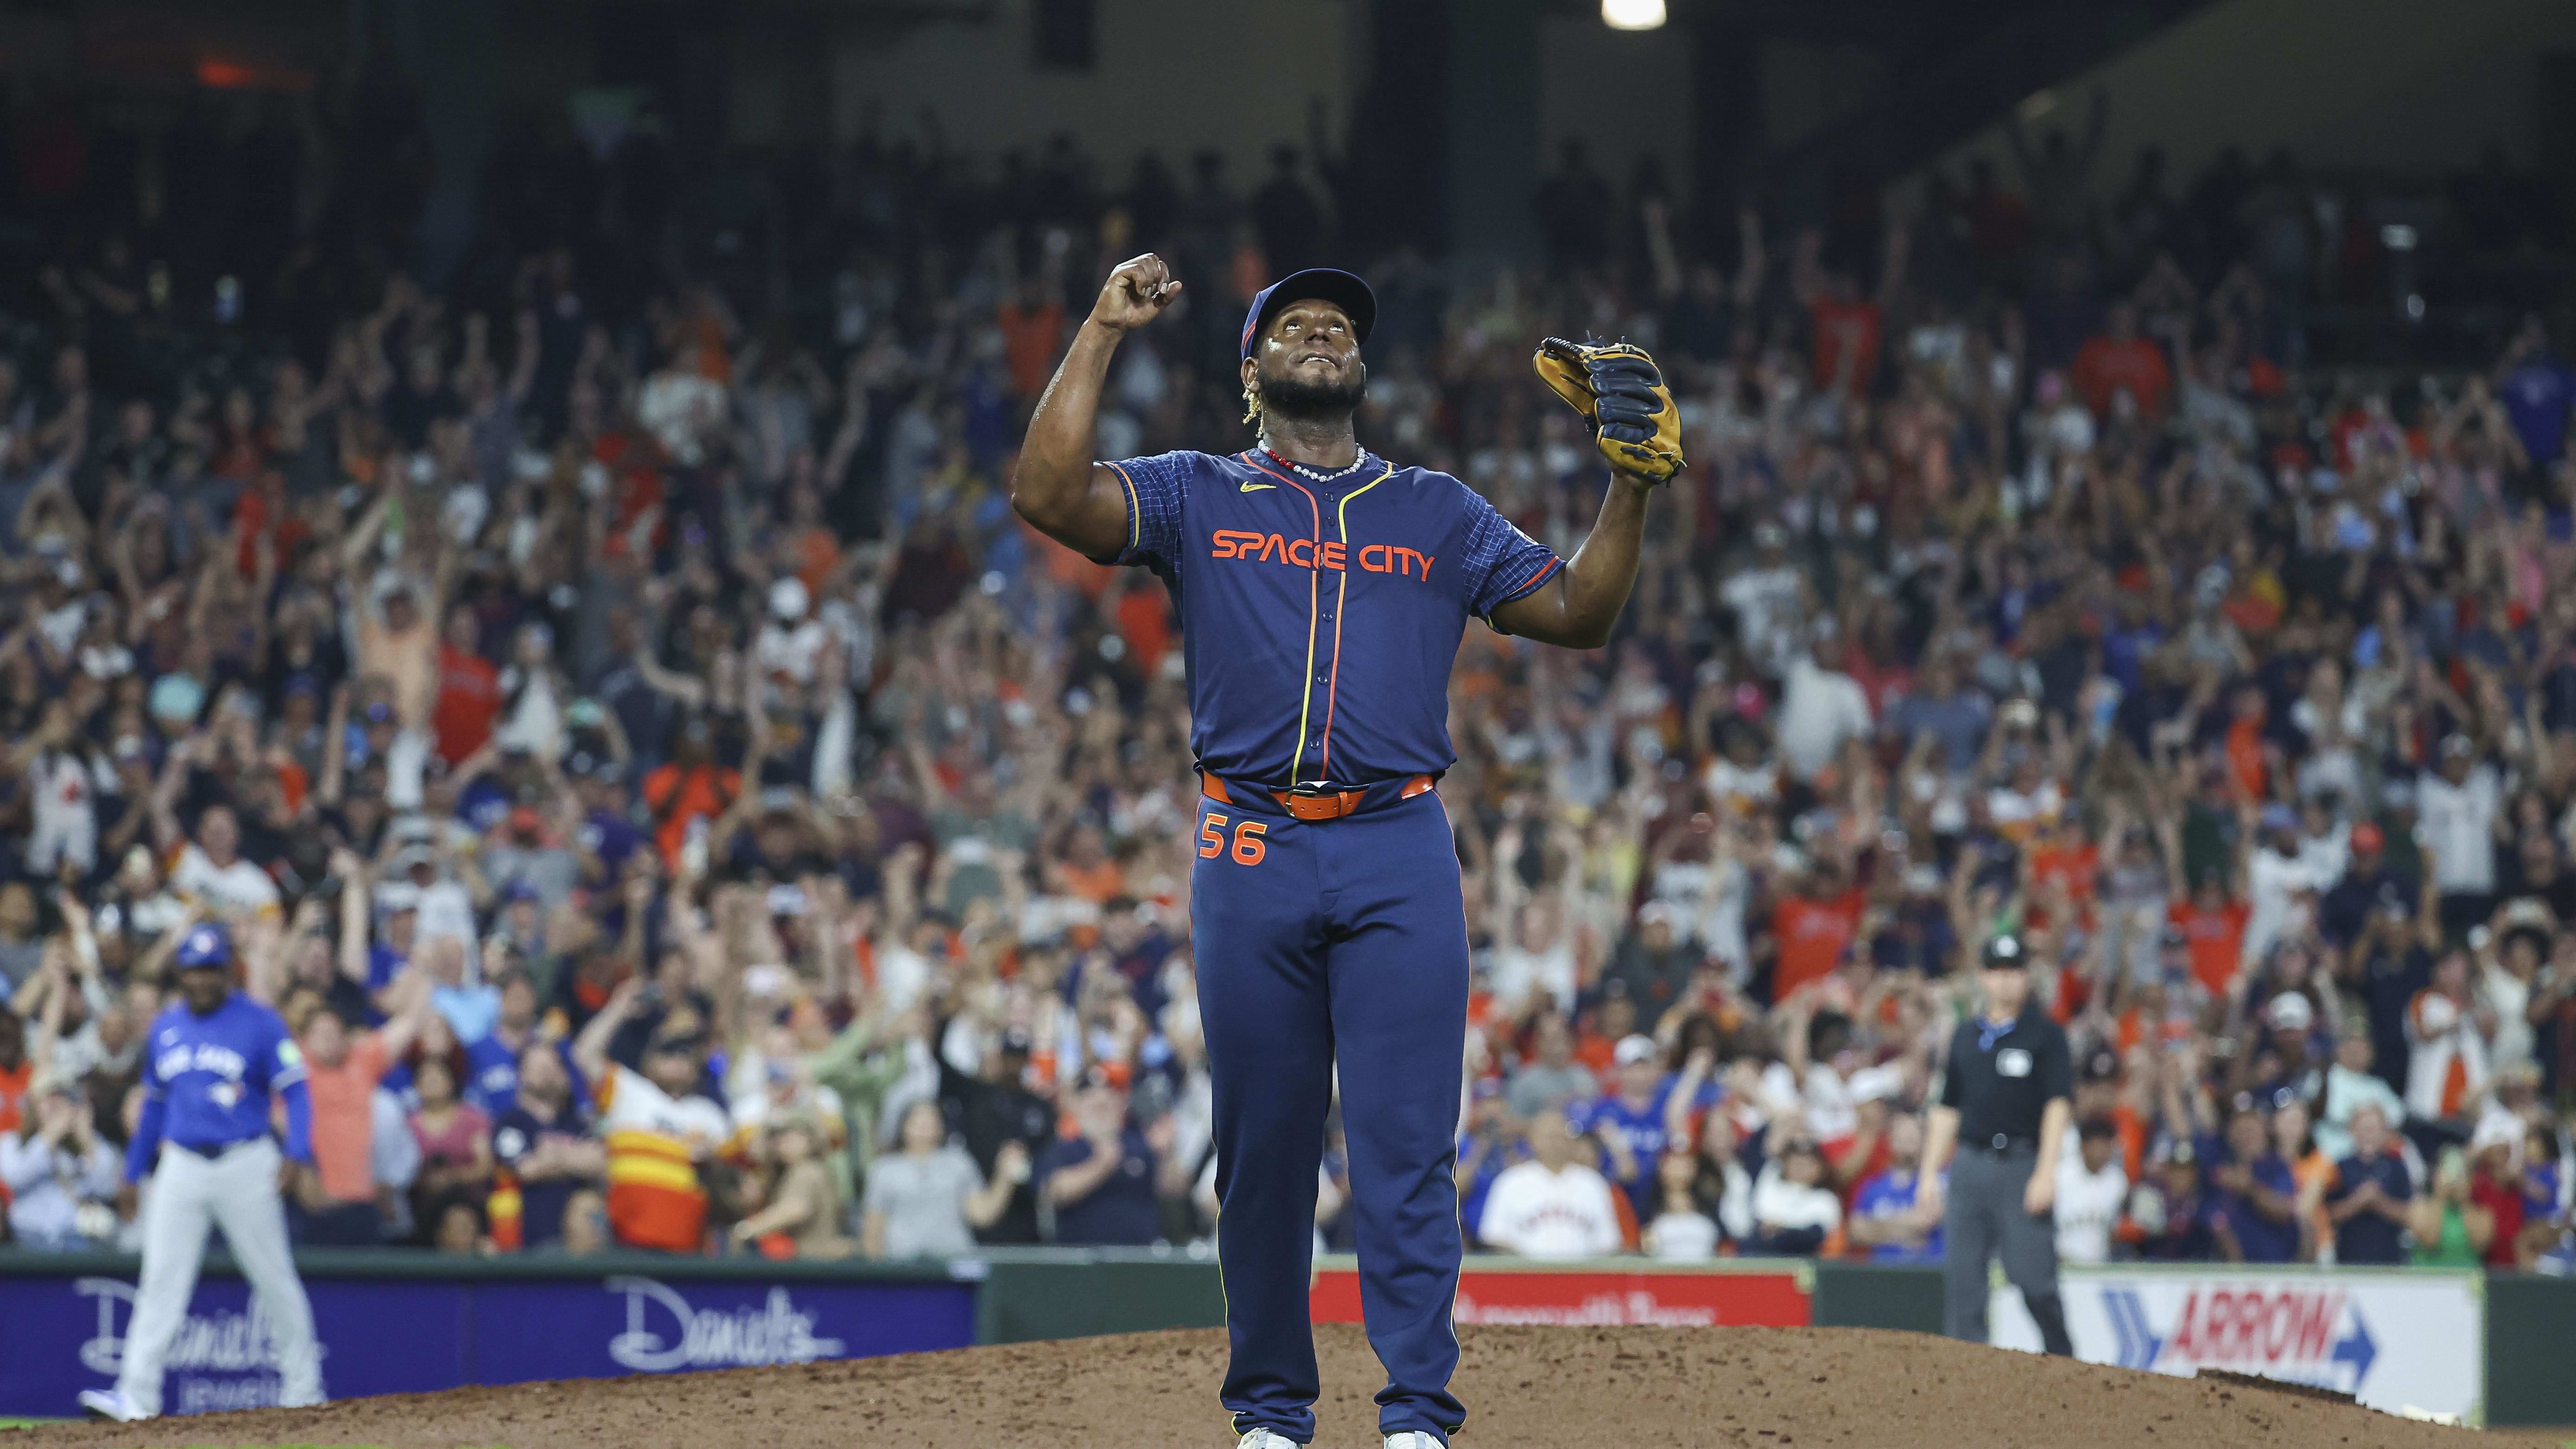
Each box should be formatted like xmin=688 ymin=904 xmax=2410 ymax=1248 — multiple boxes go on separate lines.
xmin=1275 ymin=789 xmax=1361 ymax=821
xmin=1202 ymin=773 xmax=1433 ymax=820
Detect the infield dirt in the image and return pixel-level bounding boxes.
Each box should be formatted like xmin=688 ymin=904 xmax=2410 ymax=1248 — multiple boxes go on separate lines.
xmin=12 ymin=1323 xmax=2529 ymax=1448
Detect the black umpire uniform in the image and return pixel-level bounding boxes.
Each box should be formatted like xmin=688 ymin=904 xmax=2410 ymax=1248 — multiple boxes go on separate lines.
xmin=1934 ymin=934 xmax=2075 ymax=1354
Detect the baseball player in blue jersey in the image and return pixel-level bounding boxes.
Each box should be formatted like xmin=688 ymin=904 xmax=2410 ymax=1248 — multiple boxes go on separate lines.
xmin=78 ymin=923 xmax=325 ymax=1423
xmin=1013 ymin=254 xmax=1682 ymax=1449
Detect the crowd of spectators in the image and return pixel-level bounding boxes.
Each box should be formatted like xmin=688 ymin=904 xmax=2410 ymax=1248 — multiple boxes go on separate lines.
xmin=0 ymin=83 xmax=2570 ymax=1275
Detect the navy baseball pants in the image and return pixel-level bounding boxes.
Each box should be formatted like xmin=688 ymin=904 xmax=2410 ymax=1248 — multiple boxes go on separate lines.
xmin=1193 ymin=775 xmax=1469 ymax=1446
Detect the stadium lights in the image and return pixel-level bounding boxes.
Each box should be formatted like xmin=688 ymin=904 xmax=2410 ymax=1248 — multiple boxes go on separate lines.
xmin=1602 ymin=0 xmax=1667 ymax=30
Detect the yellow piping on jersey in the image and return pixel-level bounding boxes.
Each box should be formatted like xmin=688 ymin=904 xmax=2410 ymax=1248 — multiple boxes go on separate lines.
xmin=1105 ymin=461 xmax=1143 ymax=554
xmin=1314 ymin=464 xmax=1395 ymax=777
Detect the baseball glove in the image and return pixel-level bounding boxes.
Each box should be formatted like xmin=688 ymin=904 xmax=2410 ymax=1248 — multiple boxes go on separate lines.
xmin=1533 ymin=337 xmax=1685 ymax=484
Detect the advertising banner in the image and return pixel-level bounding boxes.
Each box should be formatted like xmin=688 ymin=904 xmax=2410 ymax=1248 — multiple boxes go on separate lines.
xmin=0 ymin=1265 xmax=976 ymax=1420
xmin=1989 ymin=1265 xmax=2483 ymax=1421
xmin=1312 ymin=1257 xmax=1812 ymax=1328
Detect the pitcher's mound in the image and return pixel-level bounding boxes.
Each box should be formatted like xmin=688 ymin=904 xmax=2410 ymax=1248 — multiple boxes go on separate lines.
xmin=17 ymin=1324 xmax=2530 ymax=1448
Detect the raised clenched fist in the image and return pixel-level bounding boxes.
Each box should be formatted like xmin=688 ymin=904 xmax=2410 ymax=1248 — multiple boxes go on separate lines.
xmin=1088 ymin=253 xmax=1183 ymax=334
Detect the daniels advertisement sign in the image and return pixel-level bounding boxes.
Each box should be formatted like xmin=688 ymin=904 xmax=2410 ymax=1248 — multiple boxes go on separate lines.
xmin=0 ymin=1264 xmax=975 ymax=1419
xmin=1989 ymin=1266 xmax=2483 ymax=1420
xmin=1311 ymin=1258 xmax=1810 ymax=1328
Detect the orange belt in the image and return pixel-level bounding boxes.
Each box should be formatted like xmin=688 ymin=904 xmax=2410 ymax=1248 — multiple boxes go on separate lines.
xmin=1201 ymin=772 xmax=1434 ymax=821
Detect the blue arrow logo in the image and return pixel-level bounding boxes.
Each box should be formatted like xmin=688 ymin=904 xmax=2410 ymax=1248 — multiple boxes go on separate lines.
xmin=2330 ymin=1311 xmax=2377 ymax=1385
xmin=2101 ymin=1288 xmax=2164 ymax=1370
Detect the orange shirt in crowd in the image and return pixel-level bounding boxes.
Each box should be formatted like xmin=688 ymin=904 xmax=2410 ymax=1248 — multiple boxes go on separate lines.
xmin=1809 ymin=297 xmax=1883 ymax=393
xmin=640 ymin=762 xmax=740 ymax=867
xmin=996 ymin=299 xmax=1065 ymax=398
xmin=1053 ymin=858 xmax=1126 ymax=905
xmin=0 ymin=1056 xmax=29 ymax=1137
xmin=2111 ymin=1101 xmax=2149 ymax=1184
xmin=231 ymin=481 xmax=309 ymax=577
xmin=1571 ymin=1029 xmax=1619 ymax=1083
xmin=274 ymin=758 xmax=309 ymax=816
xmin=433 ymin=642 xmax=500 ymax=766
xmin=302 ymin=1033 xmax=391 ymax=1205
xmin=2027 ymin=839 xmax=2099 ymax=905
xmin=2225 ymin=717 xmax=2269 ymax=799
xmin=2071 ymin=334 xmax=2172 ymax=419
xmin=791 ymin=525 xmax=840 ymax=596
xmin=597 ymin=1066 xmax=727 ymax=1254
xmin=1772 ymin=890 xmax=1866 ymax=1003
xmin=1114 ymin=583 xmax=1173 ymax=678
xmin=2168 ymin=897 xmax=2249 ymax=998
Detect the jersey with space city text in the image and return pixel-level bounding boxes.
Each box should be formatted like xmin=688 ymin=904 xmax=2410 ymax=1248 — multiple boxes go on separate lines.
xmin=1099 ymin=447 xmax=1561 ymax=788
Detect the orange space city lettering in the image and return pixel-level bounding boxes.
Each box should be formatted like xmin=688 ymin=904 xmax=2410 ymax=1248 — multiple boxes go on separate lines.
xmin=1209 ymin=530 xmax=1435 ymax=580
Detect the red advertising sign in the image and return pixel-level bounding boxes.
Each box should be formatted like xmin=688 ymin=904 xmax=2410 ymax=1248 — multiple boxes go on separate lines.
xmin=1310 ymin=1259 xmax=1812 ymax=1328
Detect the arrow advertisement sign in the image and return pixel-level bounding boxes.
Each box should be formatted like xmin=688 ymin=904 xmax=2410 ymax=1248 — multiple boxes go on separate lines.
xmin=1991 ymin=1267 xmax=2480 ymax=1422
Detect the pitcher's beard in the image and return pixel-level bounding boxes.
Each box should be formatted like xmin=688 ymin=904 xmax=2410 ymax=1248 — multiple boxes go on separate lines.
xmin=1256 ymin=359 xmax=1369 ymax=421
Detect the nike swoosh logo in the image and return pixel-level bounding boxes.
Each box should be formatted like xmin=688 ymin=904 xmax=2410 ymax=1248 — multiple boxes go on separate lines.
xmin=1239 ymin=482 xmax=1276 ymax=492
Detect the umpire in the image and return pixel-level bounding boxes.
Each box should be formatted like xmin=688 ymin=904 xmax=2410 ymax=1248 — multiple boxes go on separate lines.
xmin=1920 ymin=934 xmax=2075 ymax=1355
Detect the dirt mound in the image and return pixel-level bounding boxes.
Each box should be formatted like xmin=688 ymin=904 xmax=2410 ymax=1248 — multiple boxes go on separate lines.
xmin=19 ymin=1324 xmax=2528 ymax=1448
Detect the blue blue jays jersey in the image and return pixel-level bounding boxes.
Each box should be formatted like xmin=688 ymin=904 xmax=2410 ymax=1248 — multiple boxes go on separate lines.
xmin=142 ymin=995 xmax=305 ymax=1152
xmin=464 ymin=1033 xmax=524 ymax=1117
xmin=1101 ymin=447 xmax=1562 ymax=787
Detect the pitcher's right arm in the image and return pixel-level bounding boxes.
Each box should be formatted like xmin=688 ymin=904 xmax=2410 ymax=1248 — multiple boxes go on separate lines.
xmin=1010 ymin=253 xmax=1184 ymax=561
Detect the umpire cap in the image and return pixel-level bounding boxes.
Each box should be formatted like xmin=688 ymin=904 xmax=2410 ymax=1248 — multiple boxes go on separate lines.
xmin=1241 ymin=268 xmax=1376 ymax=359
xmin=175 ymin=923 xmax=234 ymax=971
xmin=1981 ymin=933 xmax=2028 ymax=971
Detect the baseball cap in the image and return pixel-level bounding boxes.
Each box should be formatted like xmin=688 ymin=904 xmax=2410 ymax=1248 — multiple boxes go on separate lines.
xmin=2259 ymin=802 xmax=2298 ymax=833
xmin=175 ymin=923 xmax=233 ymax=971
xmin=769 ymin=577 xmax=810 ymax=621
xmin=1613 ymin=1034 xmax=1660 ymax=1068
xmin=1240 ymin=268 xmax=1376 ymax=360
xmin=2265 ymin=991 xmax=2314 ymax=1032
xmin=2080 ymin=1047 xmax=2121 ymax=1084
xmin=2440 ymin=733 xmax=2475 ymax=759
xmin=2350 ymin=821 xmax=2385 ymax=853
xmin=1981 ymin=934 xmax=2028 ymax=970
xmin=2469 ymin=1112 xmax=2523 ymax=1158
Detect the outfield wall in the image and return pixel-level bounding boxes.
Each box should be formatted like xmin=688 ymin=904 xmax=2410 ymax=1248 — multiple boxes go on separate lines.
xmin=2 ymin=1250 xmax=2567 ymax=1425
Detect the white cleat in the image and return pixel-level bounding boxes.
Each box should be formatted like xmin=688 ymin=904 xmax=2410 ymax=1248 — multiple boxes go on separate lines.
xmin=77 ymin=1388 xmax=152 ymax=1422
xmin=1238 ymin=1430 xmax=1304 ymax=1449
xmin=1385 ymin=1435 xmax=1448 ymax=1449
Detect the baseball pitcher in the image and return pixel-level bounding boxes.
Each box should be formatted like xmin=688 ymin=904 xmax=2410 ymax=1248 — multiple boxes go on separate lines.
xmin=79 ymin=923 xmax=325 ymax=1422
xmin=1013 ymin=255 xmax=1678 ymax=1449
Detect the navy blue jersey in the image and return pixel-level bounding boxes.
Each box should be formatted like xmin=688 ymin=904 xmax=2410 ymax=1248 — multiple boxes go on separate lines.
xmin=1102 ymin=447 xmax=1562 ymax=787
